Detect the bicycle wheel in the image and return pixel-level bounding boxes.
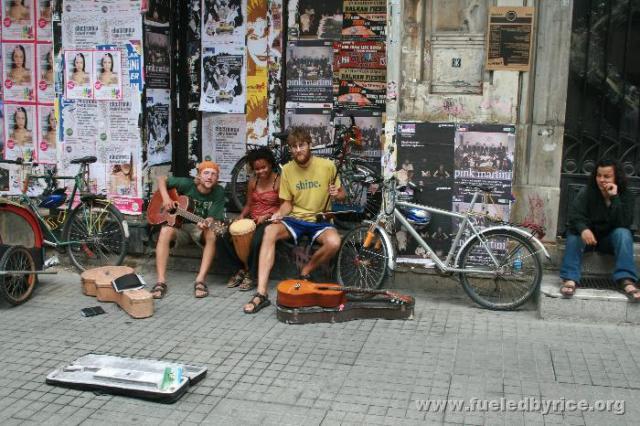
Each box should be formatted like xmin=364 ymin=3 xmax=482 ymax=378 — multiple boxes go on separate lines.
xmin=336 ymin=225 xmax=390 ymax=296
xmin=334 ymin=163 xmax=381 ymax=229
xmin=0 ymin=246 xmax=36 ymax=305
xmin=230 ymin=156 xmax=252 ymax=211
xmin=458 ymin=229 xmax=542 ymax=310
xmin=63 ymin=200 xmax=128 ymax=271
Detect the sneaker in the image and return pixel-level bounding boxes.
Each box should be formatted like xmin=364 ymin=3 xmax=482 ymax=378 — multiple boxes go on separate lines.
xmin=226 ymin=270 xmax=245 ymax=288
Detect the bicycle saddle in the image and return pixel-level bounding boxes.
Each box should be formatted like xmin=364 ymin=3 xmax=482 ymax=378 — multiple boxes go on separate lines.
xmin=70 ymin=156 xmax=97 ymax=164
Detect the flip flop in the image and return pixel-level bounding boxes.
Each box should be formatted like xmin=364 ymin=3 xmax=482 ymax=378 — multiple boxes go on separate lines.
xmin=560 ymin=280 xmax=576 ymax=298
xmin=194 ymin=281 xmax=209 ymax=298
xmin=621 ymin=280 xmax=640 ymax=303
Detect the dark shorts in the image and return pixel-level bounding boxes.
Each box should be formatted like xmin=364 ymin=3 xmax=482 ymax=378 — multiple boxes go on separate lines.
xmin=281 ymin=217 xmax=335 ymax=245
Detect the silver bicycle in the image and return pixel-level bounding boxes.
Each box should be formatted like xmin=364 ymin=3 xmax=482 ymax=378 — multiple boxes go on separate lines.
xmin=336 ymin=174 xmax=550 ymax=310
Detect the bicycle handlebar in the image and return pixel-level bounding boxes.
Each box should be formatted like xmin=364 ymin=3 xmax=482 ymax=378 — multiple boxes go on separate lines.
xmin=0 ymin=158 xmax=38 ymax=167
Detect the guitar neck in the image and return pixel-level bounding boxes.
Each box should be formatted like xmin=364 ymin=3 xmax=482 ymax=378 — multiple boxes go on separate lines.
xmin=317 ymin=285 xmax=390 ymax=298
xmin=175 ymin=208 xmax=207 ymax=225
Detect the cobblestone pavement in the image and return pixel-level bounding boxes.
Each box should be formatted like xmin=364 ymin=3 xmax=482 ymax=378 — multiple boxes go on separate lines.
xmin=0 ymin=269 xmax=639 ymax=425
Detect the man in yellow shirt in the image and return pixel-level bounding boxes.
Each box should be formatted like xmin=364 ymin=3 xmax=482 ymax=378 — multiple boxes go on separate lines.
xmin=243 ymin=128 xmax=346 ymax=314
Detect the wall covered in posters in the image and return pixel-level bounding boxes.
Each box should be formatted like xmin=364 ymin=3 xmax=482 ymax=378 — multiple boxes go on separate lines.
xmin=57 ymin=0 xmax=144 ymax=214
xmin=198 ymin=0 xmax=284 ymax=180
xmin=395 ymin=122 xmax=515 ymax=266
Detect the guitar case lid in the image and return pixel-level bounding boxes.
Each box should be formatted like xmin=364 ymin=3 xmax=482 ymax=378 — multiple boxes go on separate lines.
xmin=46 ymin=354 xmax=207 ymax=404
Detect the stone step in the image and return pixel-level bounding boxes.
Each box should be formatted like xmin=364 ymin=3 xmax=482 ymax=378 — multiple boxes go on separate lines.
xmin=539 ymin=273 xmax=640 ymax=324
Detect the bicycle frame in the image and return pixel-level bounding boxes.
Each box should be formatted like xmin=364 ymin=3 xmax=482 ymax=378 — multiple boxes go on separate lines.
xmin=12 ymin=163 xmax=115 ymax=248
xmin=372 ymin=182 xmax=550 ymax=274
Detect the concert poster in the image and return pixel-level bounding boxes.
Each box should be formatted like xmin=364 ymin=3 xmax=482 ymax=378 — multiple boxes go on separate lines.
xmin=201 ymin=113 xmax=246 ymax=182
xmin=64 ymin=50 xmax=93 ymax=100
xmin=284 ymin=107 xmax=333 ymax=148
xmin=92 ymin=50 xmax=123 ymax=101
xmin=144 ymin=23 xmax=171 ymax=89
xmin=36 ymin=0 xmax=53 ymax=41
xmin=287 ymin=0 xmax=343 ymax=40
xmin=334 ymin=40 xmax=386 ymax=110
xmin=36 ymin=103 xmax=57 ymax=163
xmin=334 ymin=110 xmax=383 ymax=159
xmin=285 ymin=40 xmax=333 ymax=105
xmin=3 ymin=103 xmax=36 ymax=162
xmin=202 ymin=0 xmax=246 ymax=45
xmin=342 ymin=0 xmax=386 ymax=39
xmin=2 ymin=42 xmax=36 ymax=102
xmin=200 ymin=45 xmax=246 ymax=113
xmin=146 ymin=88 xmax=172 ymax=166
xmin=2 ymin=0 xmax=35 ymax=40
xmin=267 ymin=0 xmax=284 ymax=140
xmin=453 ymin=124 xmax=516 ymax=204
xmin=395 ymin=122 xmax=456 ymax=263
xmin=144 ymin=0 xmax=171 ymax=25
xmin=35 ymin=43 xmax=54 ymax=103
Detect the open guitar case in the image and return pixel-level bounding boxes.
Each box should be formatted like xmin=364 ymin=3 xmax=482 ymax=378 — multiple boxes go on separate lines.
xmin=276 ymin=297 xmax=415 ymax=324
xmin=46 ymin=354 xmax=207 ymax=403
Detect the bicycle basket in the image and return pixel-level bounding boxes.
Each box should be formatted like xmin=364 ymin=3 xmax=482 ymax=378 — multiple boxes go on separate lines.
xmin=39 ymin=188 xmax=67 ymax=209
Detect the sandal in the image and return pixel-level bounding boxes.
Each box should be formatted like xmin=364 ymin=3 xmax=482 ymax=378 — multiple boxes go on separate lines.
xmin=226 ymin=270 xmax=245 ymax=288
xmin=150 ymin=282 xmax=167 ymax=299
xmin=238 ymin=275 xmax=254 ymax=291
xmin=560 ymin=280 xmax=576 ymax=298
xmin=194 ymin=281 xmax=209 ymax=298
xmin=243 ymin=292 xmax=270 ymax=314
xmin=621 ymin=280 xmax=640 ymax=303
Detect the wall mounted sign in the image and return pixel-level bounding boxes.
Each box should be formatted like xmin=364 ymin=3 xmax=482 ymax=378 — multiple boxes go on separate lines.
xmin=485 ymin=7 xmax=534 ymax=72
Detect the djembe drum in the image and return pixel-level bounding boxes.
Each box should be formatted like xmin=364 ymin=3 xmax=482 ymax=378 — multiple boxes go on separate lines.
xmin=229 ymin=219 xmax=256 ymax=269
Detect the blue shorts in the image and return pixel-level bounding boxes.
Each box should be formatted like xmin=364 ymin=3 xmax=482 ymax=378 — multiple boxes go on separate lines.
xmin=281 ymin=217 xmax=335 ymax=245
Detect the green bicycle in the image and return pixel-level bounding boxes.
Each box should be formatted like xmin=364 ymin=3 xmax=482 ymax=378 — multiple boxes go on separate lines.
xmin=0 ymin=156 xmax=129 ymax=271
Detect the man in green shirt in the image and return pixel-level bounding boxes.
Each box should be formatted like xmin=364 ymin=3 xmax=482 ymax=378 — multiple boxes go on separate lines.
xmin=151 ymin=161 xmax=225 ymax=299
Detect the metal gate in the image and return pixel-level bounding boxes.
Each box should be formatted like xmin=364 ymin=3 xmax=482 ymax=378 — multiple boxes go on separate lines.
xmin=559 ymin=0 xmax=640 ymax=236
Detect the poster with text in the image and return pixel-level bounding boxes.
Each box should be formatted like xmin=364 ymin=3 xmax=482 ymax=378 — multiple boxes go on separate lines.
xmin=146 ymin=88 xmax=171 ymax=166
xmin=334 ymin=41 xmax=386 ymax=110
xmin=284 ymin=107 xmax=333 ymax=147
xmin=59 ymin=99 xmax=98 ymax=167
xmin=200 ymin=45 xmax=246 ymax=113
xmin=64 ymin=50 xmax=93 ymax=100
xmin=246 ymin=0 xmax=269 ymax=146
xmin=144 ymin=23 xmax=170 ymax=88
xmin=2 ymin=42 xmax=35 ymax=102
xmin=395 ymin=122 xmax=456 ymax=262
xmin=93 ymin=50 xmax=122 ymax=100
xmin=35 ymin=42 xmax=54 ymax=103
xmin=287 ymin=0 xmax=343 ymax=40
xmin=3 ymin=103 xmax=36 ymax=161
xmin=62 ymin=0 xmax=143 ymax=13
xmin=202 ymin=0 xmax=246 ymax=45
xmin=2 ymin=0 xmax=35 ymax=40
xmin=453 ymin=124 xmax=515 ymax=204
xmin=201 ymin=113 xmax=246 ymax=182
xmin=36 ymin=103 xmax=57 ymax=163
xmin=36 ymin=0 xmax=53 ymax=41
xmin=286 ymin=40 xmax=333 ymax=105
xmin=342 ymin=0 xmax=386 ymax=39
xmin=267 ymin=0 xmax=283 ymax=139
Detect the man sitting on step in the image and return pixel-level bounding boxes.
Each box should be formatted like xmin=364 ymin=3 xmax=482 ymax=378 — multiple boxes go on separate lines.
xmin=559 ymin=159 xmax=639 ymax=301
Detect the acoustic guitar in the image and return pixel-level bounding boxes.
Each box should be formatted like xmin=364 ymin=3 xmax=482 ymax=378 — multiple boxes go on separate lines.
xmin=276 ymin=279 xmax=413 ymax=309
xmin=147 ymin=189 xmax=227 ymax=235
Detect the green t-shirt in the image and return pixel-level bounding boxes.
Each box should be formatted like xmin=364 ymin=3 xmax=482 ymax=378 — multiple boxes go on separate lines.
xmin=166 ymin=177 xmax=225 ymax=220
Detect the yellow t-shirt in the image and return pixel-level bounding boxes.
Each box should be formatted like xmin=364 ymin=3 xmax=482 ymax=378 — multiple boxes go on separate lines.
xmin=279 ymin=156 xmax=342 ymax=222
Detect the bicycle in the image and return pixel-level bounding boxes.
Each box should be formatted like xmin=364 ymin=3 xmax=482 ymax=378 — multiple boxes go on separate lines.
xmin=335 ymin=173 xmax=550 ymax=310
xmin=229 ymin=117 xmax=381 ymax=228
xmin=0 ymin=156 xmax=129 ymax=272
